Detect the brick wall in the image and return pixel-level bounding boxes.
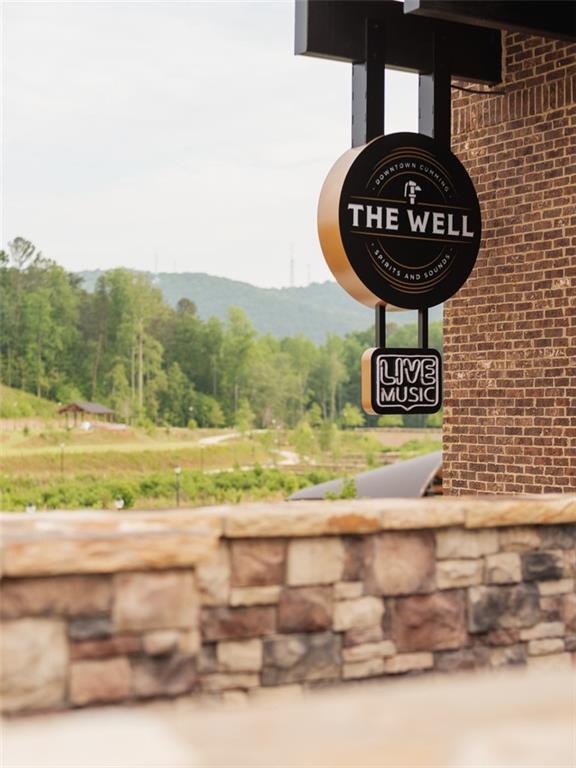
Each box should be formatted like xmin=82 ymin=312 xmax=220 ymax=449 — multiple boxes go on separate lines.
xmin=445 ymin=33 xmax=576 ymax=494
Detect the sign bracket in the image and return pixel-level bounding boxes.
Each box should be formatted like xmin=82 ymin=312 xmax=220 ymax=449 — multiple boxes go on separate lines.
xmin=375 ymin=304 xmax=386 ymax=348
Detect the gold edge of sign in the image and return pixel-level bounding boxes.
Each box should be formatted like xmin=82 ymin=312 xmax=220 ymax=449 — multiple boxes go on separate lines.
xmin=318 ymin=145 xmax=384 ymax=309
xmin=361 ymin=348 xmax=376 ymax=415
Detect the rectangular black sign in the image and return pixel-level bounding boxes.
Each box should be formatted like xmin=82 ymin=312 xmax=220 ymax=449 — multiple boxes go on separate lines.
xmin=362 ymin=347 xmax=442 ymax=415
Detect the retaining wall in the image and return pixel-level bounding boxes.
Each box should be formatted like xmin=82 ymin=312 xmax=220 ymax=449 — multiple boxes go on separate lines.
xmin=1 ymin=496 xmax=575 ymax=713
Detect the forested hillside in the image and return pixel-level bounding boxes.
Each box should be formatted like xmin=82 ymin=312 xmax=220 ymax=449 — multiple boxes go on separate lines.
xmin=79 ymin=270 xmax=442 ymax=343
xmin=0 ymin=238 xmax=442 ymax=428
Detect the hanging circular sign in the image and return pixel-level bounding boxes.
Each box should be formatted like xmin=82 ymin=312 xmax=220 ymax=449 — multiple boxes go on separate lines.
xmin=318 ymin=132 xmax=482 ymax=309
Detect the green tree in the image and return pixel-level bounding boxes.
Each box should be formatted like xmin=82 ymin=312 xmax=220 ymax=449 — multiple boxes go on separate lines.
xmin=159 ymin=362 xmax=193 ymax=426
xmin=339 ymin=403 xmax=365 ymax=429
xmin=235 ymin=398 xmax=255 ymax=434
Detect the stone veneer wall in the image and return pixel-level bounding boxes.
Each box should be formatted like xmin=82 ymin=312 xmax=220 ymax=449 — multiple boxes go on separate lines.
xmin=1 ymin=496 xmax=575 ymax=713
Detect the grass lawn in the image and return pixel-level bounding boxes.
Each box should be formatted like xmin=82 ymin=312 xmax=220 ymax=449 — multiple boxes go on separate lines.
xmin=0 ymin=385 xmax=441 ymax=512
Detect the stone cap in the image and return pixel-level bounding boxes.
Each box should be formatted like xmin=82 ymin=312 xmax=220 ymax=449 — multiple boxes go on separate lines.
xmin=0 ymin=510 xmax=222 ymax=578
xmin=1 ymin=495 xmax=574 ymax=577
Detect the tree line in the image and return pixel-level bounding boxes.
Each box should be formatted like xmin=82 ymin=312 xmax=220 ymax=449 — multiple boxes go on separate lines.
xmin=0 ymin=238 xmax=443 ymax=429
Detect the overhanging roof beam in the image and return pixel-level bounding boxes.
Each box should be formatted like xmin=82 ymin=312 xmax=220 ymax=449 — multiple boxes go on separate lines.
xmin=404 ymin=1 xmax=576 ymax=43
xmin=295 ymin=0 xmax=502 ymax=84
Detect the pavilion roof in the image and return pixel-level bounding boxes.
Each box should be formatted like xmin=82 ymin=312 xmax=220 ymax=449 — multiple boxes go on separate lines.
xmin=57 ymin=401 xmax=114 ymax=415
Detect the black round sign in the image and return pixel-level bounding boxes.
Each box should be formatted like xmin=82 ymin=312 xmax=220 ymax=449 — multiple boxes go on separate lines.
xmin=319 ymin=132 xmax=482 ymax=309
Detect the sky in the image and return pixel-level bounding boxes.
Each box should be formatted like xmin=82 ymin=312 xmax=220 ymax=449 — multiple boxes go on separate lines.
xmin=1 ymin=1 xmax=417 ymax=287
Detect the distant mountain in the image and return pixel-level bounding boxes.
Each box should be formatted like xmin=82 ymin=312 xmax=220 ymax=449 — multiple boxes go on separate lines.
xmin=77 ymin=271 xmax=442 ymax=343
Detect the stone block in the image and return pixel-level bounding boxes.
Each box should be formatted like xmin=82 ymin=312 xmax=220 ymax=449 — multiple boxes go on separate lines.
xmin=562 ymin=594 xmax=576 ymax=632
xmin=468 ymin=584 xmax=540 ymax=633
xmin=485 ymin=553 xmax=522 ymax=584
xmin=343 ymin=625 xmax=384 ymax=647
xmin=489 ymin=645 xmax=527 ymax=669
xmin=132 ymin=654 xmax=196 ymax=698
xmin=179 ymin=629 xmax=201 ymax=655
xmin=436 ymin=528 xmax=498 ymax=559
xmin=334 ymin=581 xmax=364 ymax=600
xmin=484 ymin=629 xmax=519 ymax=646
xmin=383 ymin=653 xmax=433 ymax=674
xmin=528 ymin=638 xmax=564 ymax=656
xmin=333 ymin=596 xmax=384 ymax=632
xmin=434 ymin=647 xmax=490 ymax=673
xmin=230 ymin=586 xmax=281 ymax=606
xmin=287 ymin=538 xmax=344 ymax=586
xmin=68 ymin=616 xmax=112 ymax=641
xmin=539 ymin=595 xmax=564 ymax=622
xmin=392 ymin=592 xmax=467 ymax=652
xmin=70 ymin=657 xmax=131 ymax=706
xmin=521 ymin=551 xmax=564 ymax=582
xmin=230 ymin=539 xmax=286 ymax=587
xmin=217 ymin=639 xmax=263 ymax=672
xmin=343 ymin=658 xmax=385 ymax=680
xmin=519 ymin=622 xmax=565 ymax=641
xmin=342 ymin=537 xmax=366 ymax=581
xmin=201 ymin=673 xmax=260 ymax=692
xmin=342 ymin=641 xmax=395 ymax=663
xmin=113 ymin=571 xmax=198 ymax=632
xmin=498 ymin=527 xmax=540 ymax=553
xmin=364 ymin=531 xmax=435 ymax=596
xmin=564 ymin=634 xmax=576 ymax=652
xmin=70 ymin=635 xmax=141 ymax=660
xmin=527 ymin=652 xmax=572 ymax=671
xmin=538 ymin=525 xmax=576 ymax=550
xmin=262 ymin=632 xmax=340 ymax=686
xmin=197 ymin=644 xmax=218 ymax=674
xmin=201 ymin=606 xmax=275 ymax=641
xmin=0 ymin=575 xmax=112 ymax=619
xmin=1 ymin=619 xmax=67 ymax=713
xmin=538 ymin=579 xmax=574 ymax=596
xmin=143 ymin=629 xmax=181 ymax=656
xmin=196 ymin=544 xmax=230 ymax=605
xmin=564 ymin=548 xmax=576 ymax=578
xmin=278 ymin=586 xmax=333 ymax=633
xmin=436 ymin=559 xmax=483 ymax=589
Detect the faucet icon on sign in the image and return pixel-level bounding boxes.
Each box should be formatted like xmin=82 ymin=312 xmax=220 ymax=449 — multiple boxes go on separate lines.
xmin=404 ymin=180 xmax=422 ymax=205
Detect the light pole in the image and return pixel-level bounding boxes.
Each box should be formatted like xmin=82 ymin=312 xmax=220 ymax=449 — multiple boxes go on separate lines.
xmin=175 ymin=466 xmax=182 ymax=507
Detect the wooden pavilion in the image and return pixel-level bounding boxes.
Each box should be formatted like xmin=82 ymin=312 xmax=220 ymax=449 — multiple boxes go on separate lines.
xmin=58 ymin=401 xmax=115 ymax=426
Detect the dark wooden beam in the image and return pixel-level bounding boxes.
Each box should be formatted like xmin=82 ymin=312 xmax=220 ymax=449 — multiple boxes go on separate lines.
xmin=295 ymin=0 xmax=502 ymax=84
xmin=404 ymin=1 xmax=576 ymax=43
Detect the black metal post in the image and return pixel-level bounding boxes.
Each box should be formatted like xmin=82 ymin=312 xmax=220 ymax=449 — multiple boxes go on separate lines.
xmin=352 ymin=20 xmax=385 ymax=147
xmin=375 ymin=304 xmax=386 ymax=348
xmin=353 ymin=20 xmax=386 ymax=346
xmin=418 ymin=29 xmax=451 ymax=148
xmin=418 ymin=29 xmax=451 ymax=345
xmin=418 ymin=308 xmax=429 ymax=349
